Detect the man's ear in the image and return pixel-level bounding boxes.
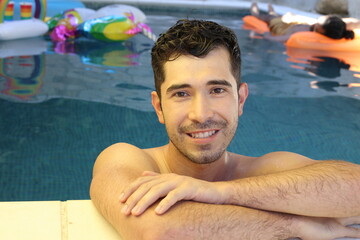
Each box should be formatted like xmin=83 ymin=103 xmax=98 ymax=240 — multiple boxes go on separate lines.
xmin=151 ymin=91 xmax=165 ymax=124
xmin=238 ymin=83 xmax=249 ymax=116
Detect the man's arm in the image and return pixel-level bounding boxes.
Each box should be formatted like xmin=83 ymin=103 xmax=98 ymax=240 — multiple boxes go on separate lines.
xmin=228 ymin=153 xmax=360 ymax=218
xmin=91 ymin=143 xmax=297 ymax=239
xmin=121 ymin=152 xmax=360 ymax=218
xmin=91 ymin=145 xmax=360 ymax=239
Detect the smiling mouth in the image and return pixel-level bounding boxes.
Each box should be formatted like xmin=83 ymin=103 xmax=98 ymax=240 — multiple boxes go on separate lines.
xmin=187 ymin=130 xmax=219 ymax=139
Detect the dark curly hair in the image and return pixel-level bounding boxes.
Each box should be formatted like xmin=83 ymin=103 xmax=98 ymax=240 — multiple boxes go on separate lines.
xmin=322 ymin=15 xmax=355 ymax=40
xmin=151 ymin=19 xmax=241 ymax=99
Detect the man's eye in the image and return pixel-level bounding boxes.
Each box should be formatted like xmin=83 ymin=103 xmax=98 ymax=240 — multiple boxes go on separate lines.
xmin=174 ymin=91 xmax=189 ymax=97
xmin=211 ymin=88 xmax=225 ymax=94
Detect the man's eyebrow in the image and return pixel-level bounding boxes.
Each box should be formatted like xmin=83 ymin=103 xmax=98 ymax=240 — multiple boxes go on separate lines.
xmin=166 ymin=84 xmax=191 ymax=94
xmin=207 ymin=80 xmax=233 ymax=88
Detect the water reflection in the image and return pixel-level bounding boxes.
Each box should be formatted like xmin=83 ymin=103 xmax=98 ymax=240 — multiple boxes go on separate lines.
xmin=286 ymin=47 xmax=360 ymax=79
xmin=50 ymin=39 xmax=142 ymax=67
xmin=0 ymin=36 xmax=153 ymax=110
xmin=311 ymin=81 xmax=360 ymax=92
xmin=1 ymin=46 xmax=45 ymax=101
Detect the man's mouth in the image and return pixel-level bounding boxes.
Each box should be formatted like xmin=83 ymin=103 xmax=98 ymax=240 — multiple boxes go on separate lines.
xmin=187 ymin=130 xmax=218 ymax=139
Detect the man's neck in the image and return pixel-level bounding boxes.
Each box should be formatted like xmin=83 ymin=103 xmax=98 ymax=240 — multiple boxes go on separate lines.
xmin=161 ymin=143 xmax=231 ymax=182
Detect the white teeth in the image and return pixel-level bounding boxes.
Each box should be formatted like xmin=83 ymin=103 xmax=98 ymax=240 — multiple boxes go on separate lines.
xmin=190 ymin=130 xmax=216 ymax=139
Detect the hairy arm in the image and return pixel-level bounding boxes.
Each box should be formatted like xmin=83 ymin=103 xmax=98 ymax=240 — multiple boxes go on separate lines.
xmin=122 ymin=152 xmax=360 ymax=218
xmin=228 ymin=153 xmax=360 ymax=218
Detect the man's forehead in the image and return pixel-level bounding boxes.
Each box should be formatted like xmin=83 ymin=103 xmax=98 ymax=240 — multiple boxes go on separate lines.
xmin=160 ymin=47 xmax=235 ymax=89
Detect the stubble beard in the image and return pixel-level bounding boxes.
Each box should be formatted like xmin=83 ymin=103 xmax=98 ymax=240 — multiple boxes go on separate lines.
xmin=167 ymin=118 xmax=238 ymax=165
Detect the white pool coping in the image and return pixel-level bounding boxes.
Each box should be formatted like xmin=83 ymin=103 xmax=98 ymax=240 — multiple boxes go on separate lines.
xmin=81 ymin=0 xmax=322 ymax=18
xmin=0 ymin=200 xmax=121 ymax=240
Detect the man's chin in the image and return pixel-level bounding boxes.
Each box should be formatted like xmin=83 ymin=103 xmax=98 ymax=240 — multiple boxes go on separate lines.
xmin=185 ymin=150 xmax=225 ymax=165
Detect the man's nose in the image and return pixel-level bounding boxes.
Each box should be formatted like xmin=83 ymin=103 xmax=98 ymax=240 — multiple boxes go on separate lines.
xmin=188 ymin=95 xmax=214 ymax=123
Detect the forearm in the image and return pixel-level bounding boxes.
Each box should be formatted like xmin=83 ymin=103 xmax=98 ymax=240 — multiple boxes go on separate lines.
xmin=131 ymin=201 xmax=298 ymax=240
xmin=228 ymin=161 xmax=360 ymax=217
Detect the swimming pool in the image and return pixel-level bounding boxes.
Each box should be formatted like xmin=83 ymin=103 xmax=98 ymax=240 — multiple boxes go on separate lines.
xmin=1 ymin=2 xmax=359 ymax=201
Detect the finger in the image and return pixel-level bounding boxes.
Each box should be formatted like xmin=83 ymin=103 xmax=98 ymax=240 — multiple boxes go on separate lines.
xmin=123 ymin=178 xmax=169 ymax=215
xmin=119 ymin=176 xmax=158 ymax=202
xmin=155 ymin=188 xmax=188 ymax=215
xmin=131 ymin=182 xmax=176 ymax=216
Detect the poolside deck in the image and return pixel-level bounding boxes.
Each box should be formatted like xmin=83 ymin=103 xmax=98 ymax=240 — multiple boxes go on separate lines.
xmin=0 ymin=200 xmax=121 ymax=240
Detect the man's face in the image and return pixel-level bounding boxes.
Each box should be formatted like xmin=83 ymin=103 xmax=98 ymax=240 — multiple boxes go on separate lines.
xmin=152 ymin=47 xmax=248 ymax=164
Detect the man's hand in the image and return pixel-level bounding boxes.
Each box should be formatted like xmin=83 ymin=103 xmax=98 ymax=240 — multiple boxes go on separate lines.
xmin=119 ymin=171 xmax=229 ymax=216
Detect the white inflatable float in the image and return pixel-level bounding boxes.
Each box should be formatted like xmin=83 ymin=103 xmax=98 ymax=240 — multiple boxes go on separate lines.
xmin=0 ymin=18 xmax=48 ymax=40
xmin=0 ymin=0 xmax=48 ymax=40
xmin=88 ymin=4 xmax=146 ymax=23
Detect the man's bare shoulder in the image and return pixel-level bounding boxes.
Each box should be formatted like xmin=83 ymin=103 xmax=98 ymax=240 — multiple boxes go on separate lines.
xmin=230 ymin=151 xmax=316 ymax=178
xmin=93 ymin=143 xmax=163 ymax=175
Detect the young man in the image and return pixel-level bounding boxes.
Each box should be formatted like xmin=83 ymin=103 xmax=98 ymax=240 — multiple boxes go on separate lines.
xmin=90 ymin=19 xmax=360 ymax=240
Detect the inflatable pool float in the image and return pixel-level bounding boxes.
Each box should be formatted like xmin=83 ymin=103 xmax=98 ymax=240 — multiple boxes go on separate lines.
xmin=285 ymin=29 xmax=360 ymax=51
xmin=0 ymin=0 xmax=48 ymax=40
xmin=78 ymin=15 xmax=138 ymax=42
xmin=0 ymin=0 xmax=47 ymax=23
xmin=243 ymin=15 xmax=360 ymax=52
xmin=243 ymin=15 xmax=360 ymax=77
xmin=242 ymin=15 xmax=269 ymax=34
xmin=48 ymin=4 xmax=156 ymax=42
xmin=0 ymin=18 xmax=48 ymax=40
xmin=46 ymin=7 xmax=96 ymax=31
xmin=87 ymin=4 xmax=146 ymax=23
xmin=285 ymin=30 xmax=360 ymax=75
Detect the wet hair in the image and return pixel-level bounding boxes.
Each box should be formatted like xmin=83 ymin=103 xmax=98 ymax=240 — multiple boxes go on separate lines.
xmin=151 ymin=19 xmax=241 ymax=99
xmin=322 ymin=15 xmax=355 ymax=40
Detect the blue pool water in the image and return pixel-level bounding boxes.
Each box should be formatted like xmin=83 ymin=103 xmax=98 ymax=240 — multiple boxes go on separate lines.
xmin=0 ymin=2 xmax=360 ymax=201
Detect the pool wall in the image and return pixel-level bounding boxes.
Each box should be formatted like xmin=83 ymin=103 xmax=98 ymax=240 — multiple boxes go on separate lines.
xmin=81 ymin=0 xmax=321 ymax=18
xmin=80 ymin=0 xmax=360 ymax=18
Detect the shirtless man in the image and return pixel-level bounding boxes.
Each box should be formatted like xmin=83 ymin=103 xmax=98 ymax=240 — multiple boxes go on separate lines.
xmin=90 ymin=19 xmax=360 ymax=240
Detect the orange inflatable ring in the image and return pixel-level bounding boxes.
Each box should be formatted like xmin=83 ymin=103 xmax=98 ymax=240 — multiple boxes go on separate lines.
xmin=285 ymin=30 xmax=360 ymax=52
xmin=243 ymin=15 xmax=360 ymax=52
xmin=242 ymin=15 xmax=269 ymax=34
